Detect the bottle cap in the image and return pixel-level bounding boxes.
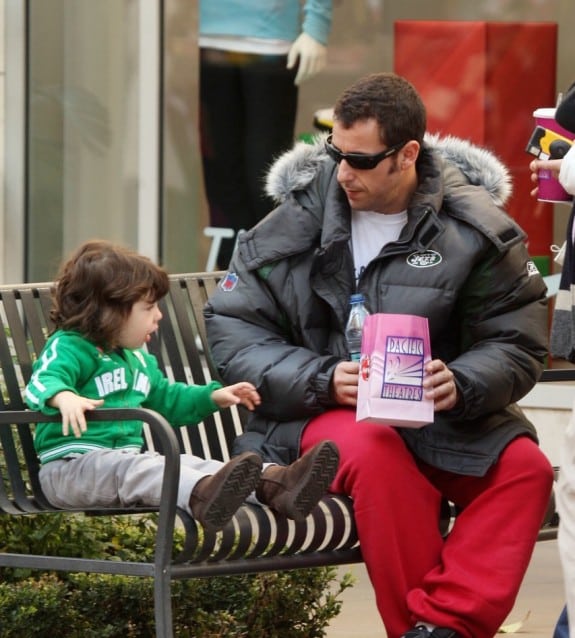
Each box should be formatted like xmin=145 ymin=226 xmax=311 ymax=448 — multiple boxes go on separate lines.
xmin=350 ymin=293 xmax=365 ymax=304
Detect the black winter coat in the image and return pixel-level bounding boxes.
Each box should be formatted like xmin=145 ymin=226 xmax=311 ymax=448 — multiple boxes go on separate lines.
xmin=204 ymin=135 xmax=548 ymax=476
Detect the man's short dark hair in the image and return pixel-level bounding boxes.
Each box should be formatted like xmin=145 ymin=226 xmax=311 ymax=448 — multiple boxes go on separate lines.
xmin=333 ymin=72 xmax=426 ymax=147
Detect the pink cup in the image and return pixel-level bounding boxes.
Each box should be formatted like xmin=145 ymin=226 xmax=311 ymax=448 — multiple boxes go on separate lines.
xmin=533 ymin=107 xmax=574 ymax=204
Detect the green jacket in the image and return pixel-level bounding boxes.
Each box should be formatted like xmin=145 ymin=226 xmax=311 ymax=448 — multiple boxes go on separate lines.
xmin=25 ymin=330 xmax=222 ymax=464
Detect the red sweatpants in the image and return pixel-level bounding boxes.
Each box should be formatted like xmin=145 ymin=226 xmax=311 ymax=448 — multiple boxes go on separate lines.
xmin=301 ymin=408 xmax=554 ymax=638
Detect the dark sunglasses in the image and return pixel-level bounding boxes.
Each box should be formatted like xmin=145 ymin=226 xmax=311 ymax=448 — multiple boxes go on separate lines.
xmin=325 ymin=134 xmax=406 ymax=170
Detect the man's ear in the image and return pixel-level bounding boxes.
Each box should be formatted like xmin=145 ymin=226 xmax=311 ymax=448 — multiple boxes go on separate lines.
xmin=400 ymin=140 xmax=420 ymax=169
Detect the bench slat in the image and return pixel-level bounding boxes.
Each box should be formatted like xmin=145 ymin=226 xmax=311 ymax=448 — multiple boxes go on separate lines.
xmin=178 ymin=272 xmax=244 ymax=458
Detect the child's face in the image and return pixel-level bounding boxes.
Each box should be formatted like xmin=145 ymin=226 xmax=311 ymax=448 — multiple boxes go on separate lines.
xmin=117 ymin=298 xmax=163 ymax=349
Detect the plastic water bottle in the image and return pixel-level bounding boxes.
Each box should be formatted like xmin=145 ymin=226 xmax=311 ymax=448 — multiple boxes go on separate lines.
xmin=345 ymin=293 xmax=370 ymax=362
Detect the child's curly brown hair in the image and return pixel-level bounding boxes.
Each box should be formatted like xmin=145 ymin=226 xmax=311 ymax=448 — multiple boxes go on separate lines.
xmin=50 ymin=239 xmax=169 ymax=350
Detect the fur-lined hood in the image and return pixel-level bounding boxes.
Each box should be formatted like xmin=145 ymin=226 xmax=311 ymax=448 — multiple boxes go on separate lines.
xmin=265 ymin=132 xmax=512 ymax=208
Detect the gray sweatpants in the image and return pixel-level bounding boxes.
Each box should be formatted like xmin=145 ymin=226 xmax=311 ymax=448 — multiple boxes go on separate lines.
xmin=39 ymin=449 xmax=262 ymax=516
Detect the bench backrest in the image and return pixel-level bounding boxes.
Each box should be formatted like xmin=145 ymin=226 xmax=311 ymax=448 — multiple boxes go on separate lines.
xmin=146 ymin=272 xmax=242 ymax=461
xmin=0 ymin=282 xmax=56 ymax=512
xmin=0 ymin=272 xmax=240 ymax=514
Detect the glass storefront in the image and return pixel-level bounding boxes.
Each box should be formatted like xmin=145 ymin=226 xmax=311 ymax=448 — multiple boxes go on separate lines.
xmin=26 ymin=0 xmax=159 ymax=280
xmin=9 ymin=0 xmax=575 ymax=281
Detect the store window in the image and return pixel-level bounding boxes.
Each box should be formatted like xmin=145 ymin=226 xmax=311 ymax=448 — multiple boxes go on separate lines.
xmin=7 ymin=0 xmax=574 ymax=281
xmin=26 ymin=0 xmax=161 ymax=281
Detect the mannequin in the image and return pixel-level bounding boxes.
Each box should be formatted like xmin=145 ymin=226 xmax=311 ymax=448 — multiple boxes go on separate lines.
xmin=199 ymin=0 xmax=333 ymax=268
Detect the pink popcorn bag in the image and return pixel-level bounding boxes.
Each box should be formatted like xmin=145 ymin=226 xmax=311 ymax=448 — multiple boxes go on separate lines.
xmin=356 ymin=313 xmax=434 ymax=428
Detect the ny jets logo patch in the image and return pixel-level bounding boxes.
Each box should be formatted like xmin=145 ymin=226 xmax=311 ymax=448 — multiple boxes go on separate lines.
xmin=406 ymin=250 xmax=443 ymax=268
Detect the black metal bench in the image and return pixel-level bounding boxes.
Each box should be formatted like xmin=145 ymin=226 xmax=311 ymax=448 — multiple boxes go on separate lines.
xmin=0 ymin=272 xmax=561 ymax=637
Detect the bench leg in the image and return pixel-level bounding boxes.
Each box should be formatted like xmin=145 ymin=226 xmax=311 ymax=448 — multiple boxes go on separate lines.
xmin=154 ymin=571 xmax=173 ymax=638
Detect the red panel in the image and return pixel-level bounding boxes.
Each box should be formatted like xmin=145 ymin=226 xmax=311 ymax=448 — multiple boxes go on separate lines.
xmin=394 ymin=22 xmax=487 ymax=141
xmin=394 ymin=21 xmax=558 ymax=257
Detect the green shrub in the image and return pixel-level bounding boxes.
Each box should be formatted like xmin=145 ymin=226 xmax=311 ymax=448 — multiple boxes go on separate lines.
xmin=0 ymin=512 xmax=354 ymax=637
xmin=0 ymin=512 xmax=157 ymax=582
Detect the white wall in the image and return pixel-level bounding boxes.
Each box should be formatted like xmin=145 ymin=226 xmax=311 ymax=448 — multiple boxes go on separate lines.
xmin=519 ymin=383 xmax=574 ymax=467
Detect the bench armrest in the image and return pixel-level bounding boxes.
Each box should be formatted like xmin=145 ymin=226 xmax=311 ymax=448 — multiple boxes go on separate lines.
xmin=0 ymin=407 xmax=180 ymax=566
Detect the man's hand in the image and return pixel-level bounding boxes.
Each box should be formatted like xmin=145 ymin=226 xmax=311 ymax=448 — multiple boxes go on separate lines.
xmin=332 ymin=358 xmax=458 ymax=412
xmin=212 ymin=382 xmax=261 ymax=411
xmin=422 ymin=359 xmax=459 ymax=412
xmin=331 ymin=360 xmax=359 ymax=406
xmin=48 ymin=390 xmax=104 ymax=438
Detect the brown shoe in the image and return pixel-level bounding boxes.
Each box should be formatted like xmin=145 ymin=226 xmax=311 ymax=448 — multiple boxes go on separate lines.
xmin=189 ymin=451 xmax=262 ymax=531
xmin=256 ymin=441 xmax=339 ymax=521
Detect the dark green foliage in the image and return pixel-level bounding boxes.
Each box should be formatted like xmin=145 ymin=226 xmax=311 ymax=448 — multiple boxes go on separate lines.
xmin=0 ymin=512 xmax=354 ymax=637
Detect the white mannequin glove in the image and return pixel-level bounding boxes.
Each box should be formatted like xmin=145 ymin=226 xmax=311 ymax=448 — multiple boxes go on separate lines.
xmin=287 ymin=32 xmax=327 ymax=86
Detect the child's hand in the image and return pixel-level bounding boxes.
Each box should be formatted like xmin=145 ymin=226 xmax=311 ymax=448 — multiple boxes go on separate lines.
xmin=48 ymin=390 xmax=104 ymax=438
xmin=211 ymin=383 xmax=261 ymax=411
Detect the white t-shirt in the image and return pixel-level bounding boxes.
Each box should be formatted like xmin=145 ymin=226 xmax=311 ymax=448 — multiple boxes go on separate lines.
xmin=199 ymin=35 xmax=291 ymax=55
xmin=351 ymin=209 xmax=408 ymax=283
